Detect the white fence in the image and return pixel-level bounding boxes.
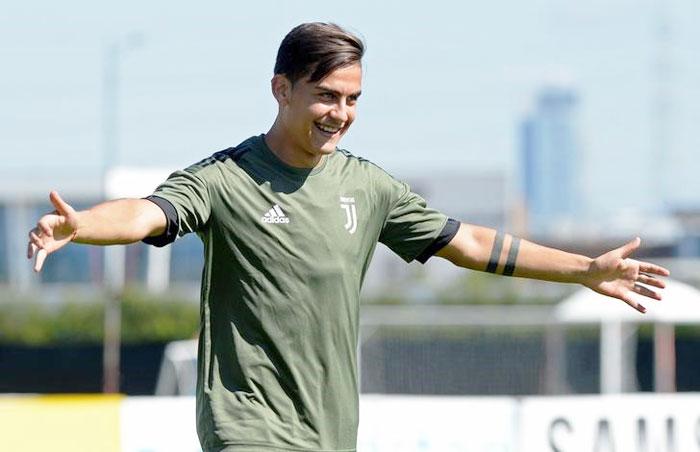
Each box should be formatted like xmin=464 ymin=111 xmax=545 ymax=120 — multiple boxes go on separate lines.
xmin=121 ymin=394 xmax=700 ymax=452
xmin=5 ymin=393 xmax=698 ymax=452
xmin=122 ymin=394 xmax=700 ymax=452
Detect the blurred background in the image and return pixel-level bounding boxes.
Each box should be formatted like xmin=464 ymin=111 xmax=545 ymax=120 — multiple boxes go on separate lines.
xmin=1 ymin=0 xmax=700 ymax=450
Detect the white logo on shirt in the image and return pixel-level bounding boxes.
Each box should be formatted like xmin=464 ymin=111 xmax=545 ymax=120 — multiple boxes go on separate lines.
xmin=340 ymin=197 xmax=357 ymax=234
xmin=261 ymin=204 xmax=290 ymax=224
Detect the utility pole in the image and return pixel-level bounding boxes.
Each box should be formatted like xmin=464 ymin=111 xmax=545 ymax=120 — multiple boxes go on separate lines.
xmin=101 ymin=33 xmax=144 ymax=394
xmin=651 ymin=0 xmax=676 ymax=393
xmin=651 ymin=0 xmax=673 ymax=211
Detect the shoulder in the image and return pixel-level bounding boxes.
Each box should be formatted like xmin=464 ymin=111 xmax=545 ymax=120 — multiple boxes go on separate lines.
xmin=332 ymin=147 xmax=407 ymax=201
xmin=184 ymin=137 xmax=257 ymax=179
xmin=333 ymin=147 xmax=395 ymax=180
xmin=335 ymin=147 xmax=369 ymax=163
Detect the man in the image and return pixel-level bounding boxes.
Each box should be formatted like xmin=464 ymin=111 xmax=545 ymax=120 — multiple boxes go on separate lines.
xmin=28 ymin=23 xmax=669 ymax=452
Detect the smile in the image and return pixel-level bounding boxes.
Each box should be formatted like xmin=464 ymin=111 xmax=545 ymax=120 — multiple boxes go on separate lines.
xmin=314 ymin=122 xmax=342 ymax=136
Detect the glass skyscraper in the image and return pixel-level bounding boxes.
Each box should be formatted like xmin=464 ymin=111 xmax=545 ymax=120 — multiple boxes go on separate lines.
xmin=521 ymin=85 xmax=580 ymax=235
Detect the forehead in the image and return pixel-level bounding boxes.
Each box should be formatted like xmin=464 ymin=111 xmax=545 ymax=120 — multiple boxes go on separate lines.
xmin=306 ymin=63 xmax=362 ymax=94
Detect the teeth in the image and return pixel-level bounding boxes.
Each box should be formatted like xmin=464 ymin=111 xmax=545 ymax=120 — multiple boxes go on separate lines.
xmin=316 ymin=123 xmax=341 ymax=134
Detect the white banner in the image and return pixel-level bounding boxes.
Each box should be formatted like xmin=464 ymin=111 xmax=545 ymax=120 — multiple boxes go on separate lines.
xmin=117 ymin=394 xmax=700 ymax=452
xmin=120 ymin=397 xmax=201 ymax=452
xmin=118 ymin=395 xmax=518 ymax=452
xmin=518 ymin=394 xmax=700 ymax=452
xmin=358 ymin=395 xmax=517 ymax=452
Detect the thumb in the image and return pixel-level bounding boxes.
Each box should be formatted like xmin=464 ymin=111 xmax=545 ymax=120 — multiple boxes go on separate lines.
xmin=49 ymin=191 xmax=75 ymax=217
xmin=619 ymin=237 xmax=641 ymax=259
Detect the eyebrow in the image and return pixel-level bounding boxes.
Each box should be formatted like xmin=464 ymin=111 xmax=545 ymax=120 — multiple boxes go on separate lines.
xmin=316 ymin=87 xmax=362 ymax=98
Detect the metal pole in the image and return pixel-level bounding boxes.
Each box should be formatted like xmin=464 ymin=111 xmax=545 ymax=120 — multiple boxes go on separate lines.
xmin=600 ymin=320 xmax=623 ymax=394
xmin=651 ymin=0 xmax=673 ymax=209
xmin=100 ymin=33 xmax=144 ymax=393
xmin=654 ymin=322 xmax=676 ymax=393
xmin=101 ymin=40 xmax=122 ymax=394
xmin=543 ymin=323 xmax=566 ymax=394
xmin=102 ymin=284 xmax=122 ymax=393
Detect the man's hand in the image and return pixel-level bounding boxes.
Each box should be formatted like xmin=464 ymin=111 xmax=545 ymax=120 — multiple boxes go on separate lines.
xmin=27 ymin=191 xmax=78 ymax=272
xmin=584 ymin=237 xmax=671 ymax=314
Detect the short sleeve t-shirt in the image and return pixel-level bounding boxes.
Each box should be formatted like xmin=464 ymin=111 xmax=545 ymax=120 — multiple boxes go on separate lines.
xmin=144 ymin=135 xmax=457 ymax=452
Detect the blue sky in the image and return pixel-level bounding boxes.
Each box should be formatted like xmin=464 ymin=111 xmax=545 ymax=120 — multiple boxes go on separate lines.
xmin=1 ymin=0 xmax=698 ymax=213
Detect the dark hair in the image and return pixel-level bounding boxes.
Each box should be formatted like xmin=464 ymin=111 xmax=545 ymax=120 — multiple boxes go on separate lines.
xmin=274 ymin=23 xmax=365 ymax=84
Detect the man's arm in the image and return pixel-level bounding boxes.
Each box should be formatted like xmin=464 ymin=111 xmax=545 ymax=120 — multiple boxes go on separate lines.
xmin=27 ymin=191 xmax=167 ymax=272
xmin=435 ymin=223 xmax=670 ymax=313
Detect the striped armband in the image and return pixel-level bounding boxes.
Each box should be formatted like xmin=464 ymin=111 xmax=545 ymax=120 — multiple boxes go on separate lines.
xmin=485 ymin=231 xmax=521 ymax=277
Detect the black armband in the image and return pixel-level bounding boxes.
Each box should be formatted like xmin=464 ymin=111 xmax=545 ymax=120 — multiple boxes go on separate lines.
xmin=486 ymin=231 xmax=505 ymax=273
xmin=502 ymin=237 xmax=521 ymax=276
xmin=485 ymin=231 xmax=521 ymax=276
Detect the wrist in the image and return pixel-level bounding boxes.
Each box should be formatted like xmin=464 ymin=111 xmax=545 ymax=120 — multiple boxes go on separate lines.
xmin=577 ymin=255 xmax=596 ymax=286
xmin=71 ymin=211 xmax=87 ymax=243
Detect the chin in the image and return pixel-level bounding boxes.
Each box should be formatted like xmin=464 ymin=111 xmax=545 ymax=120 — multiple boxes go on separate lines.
xmin=320 ymin=143 xmax=338 ymax=154
xmin=310 ymin=138 xmax=341 ymax=155
xmin=307 ymin=126 xmax=347 ymax=155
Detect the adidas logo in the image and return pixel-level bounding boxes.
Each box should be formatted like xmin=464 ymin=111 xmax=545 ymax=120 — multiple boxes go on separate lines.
xmin=261 ymin=204 xmax=290 ymax=224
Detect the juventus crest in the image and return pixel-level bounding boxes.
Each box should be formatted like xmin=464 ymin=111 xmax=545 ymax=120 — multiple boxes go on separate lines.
xmin=340 ymin=196 xmax=357 ymax=234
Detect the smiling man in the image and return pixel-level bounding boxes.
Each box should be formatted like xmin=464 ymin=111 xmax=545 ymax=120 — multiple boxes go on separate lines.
xmin=265 ymin=30 xmax=362 ymax=168
xmin=27 ymin=23 xmax=669 ymax=452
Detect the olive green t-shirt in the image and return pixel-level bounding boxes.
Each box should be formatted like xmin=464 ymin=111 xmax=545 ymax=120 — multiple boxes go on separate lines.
xmin=144 ymin=135 xmax=455 ymax=452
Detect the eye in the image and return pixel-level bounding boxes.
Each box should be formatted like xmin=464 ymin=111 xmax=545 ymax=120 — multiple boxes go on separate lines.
xmin=319 ymin=92 xmax=335 ymax=101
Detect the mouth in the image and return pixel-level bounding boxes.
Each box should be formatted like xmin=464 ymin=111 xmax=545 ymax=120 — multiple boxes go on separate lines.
xmin=314 ymin=122 xmax=343 ymax=138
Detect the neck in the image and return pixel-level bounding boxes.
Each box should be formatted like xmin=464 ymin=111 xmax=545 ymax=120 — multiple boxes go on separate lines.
xmin=265 ymin=121 xmax=323 ymax=169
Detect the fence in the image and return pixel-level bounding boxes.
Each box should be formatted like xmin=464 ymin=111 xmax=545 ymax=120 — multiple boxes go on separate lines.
xmin=3 ymin=393 xmax=700 ymax=451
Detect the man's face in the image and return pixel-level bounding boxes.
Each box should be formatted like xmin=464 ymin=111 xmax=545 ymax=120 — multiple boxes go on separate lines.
xmin=277 ymin=63 xmax=362 ymax=159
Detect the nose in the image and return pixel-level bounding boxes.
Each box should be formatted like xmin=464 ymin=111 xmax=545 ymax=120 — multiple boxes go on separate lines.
xmin=330 ymin=101 xmax=350 ymax=123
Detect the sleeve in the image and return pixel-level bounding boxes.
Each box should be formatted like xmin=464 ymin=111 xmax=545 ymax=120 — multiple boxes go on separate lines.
xmin=141 ymin=167 xmax=212 ymax=247
xmin=378 ymin=179 xmax=459 ymax=263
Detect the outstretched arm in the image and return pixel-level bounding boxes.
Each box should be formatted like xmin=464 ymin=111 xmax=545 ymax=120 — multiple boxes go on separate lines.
xmin=27 ymin=191 xmax=167 ymax=272
xmin=435 ymin=223 xmax=670 ymax=313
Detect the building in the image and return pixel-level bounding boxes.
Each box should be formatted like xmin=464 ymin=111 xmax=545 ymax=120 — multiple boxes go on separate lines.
xmin=520 ymin=84 xmax=580 ymax=236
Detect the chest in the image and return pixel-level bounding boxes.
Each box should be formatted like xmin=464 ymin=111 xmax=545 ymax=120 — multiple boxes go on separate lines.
xmin=209 ymin=176 xmax=380 ymax=268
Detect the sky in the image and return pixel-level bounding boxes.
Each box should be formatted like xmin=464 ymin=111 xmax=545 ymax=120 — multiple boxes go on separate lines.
xmin=1 ymin=0 xmax=699 ymax=214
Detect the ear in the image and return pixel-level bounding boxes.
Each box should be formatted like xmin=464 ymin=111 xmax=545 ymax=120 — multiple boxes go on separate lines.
xmin=271 ymin=74 xmax=292 ymax=106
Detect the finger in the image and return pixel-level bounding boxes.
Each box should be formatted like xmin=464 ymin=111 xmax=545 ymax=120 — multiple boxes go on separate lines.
xmin=639 ymin=262 xmax=670 ymax=276
xmin=637 ymin=274 xmax=666 ymax=289
xmin=29 ymin=226 xmax=42 ymax=239
xmin=34 ymin=248 xmax=47 ymax=272
xmin=37 ymin=219 xmax=52 ymax=237
xmin=633 ymin=283 xmax=662 ymax=301
xmin=620 ymin=237 xmax=641 ymax=259
xmin=27 ymin=241 xmax=38 ymax=259
xmin=622 ymin=293 xmax=647 ymax=314
xmin=50 ymin=191 xmax=75 ymax=217
xmin=30 ymin=231 xmax=44 ymax=249
xmin=28 ymin=228 xmax=38 ymax=258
